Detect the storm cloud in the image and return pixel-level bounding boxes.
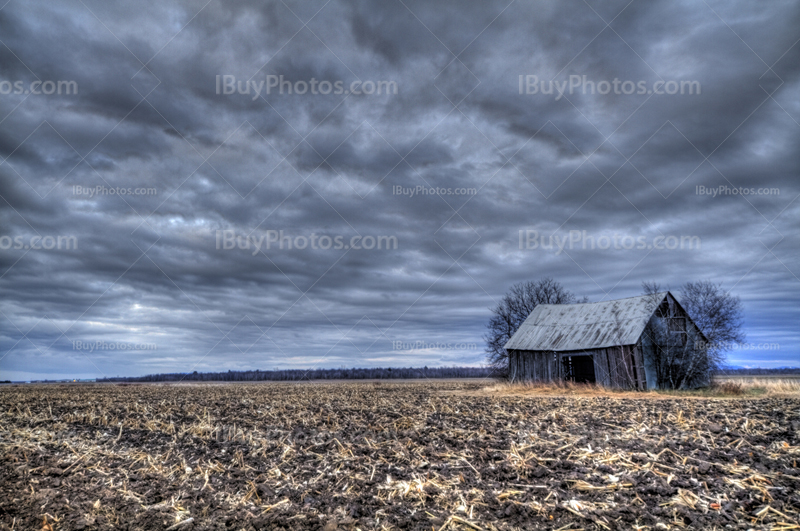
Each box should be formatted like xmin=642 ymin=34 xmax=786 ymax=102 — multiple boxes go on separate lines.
xmin=1 ymin=0 xmax=798 ymax=380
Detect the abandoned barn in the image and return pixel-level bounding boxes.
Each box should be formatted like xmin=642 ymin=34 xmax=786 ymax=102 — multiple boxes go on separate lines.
xmin=504 ymin=292 xmax=708 ymax=389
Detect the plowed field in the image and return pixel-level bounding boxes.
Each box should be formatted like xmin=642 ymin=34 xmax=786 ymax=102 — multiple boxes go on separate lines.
xmin=1 ymin=381 xmax=798 ymax=530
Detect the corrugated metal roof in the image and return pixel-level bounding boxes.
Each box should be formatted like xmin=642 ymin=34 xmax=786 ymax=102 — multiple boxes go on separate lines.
xmin=504 ymin=293 xmax=667 ymax=352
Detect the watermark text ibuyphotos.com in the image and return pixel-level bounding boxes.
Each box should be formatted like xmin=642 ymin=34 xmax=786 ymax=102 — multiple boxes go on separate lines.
xmin=217 ymin=75 xmax=397 ymax=100
xmin=519 ymin=230 xmax=700 ymax=255
xmin=519 ymin=75 xmax=700 ymax=100
xmin=216 ymin=230 xmax=398 ymax=255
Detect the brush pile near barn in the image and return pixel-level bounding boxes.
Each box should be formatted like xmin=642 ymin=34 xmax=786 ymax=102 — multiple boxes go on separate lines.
xmin=1 ymin=381 xmax=798 ymax=531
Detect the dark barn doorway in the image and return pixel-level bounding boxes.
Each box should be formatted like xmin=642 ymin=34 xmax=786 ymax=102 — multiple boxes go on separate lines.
xmin=562 ymin=355 xmax=596 ymax=384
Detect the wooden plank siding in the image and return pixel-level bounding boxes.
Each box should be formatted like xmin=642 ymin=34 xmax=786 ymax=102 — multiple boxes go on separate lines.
xmin=508 ymin=350 xmax=561 ymax=383
xmin=632 ymin=343 xmax=647 ymax=390
xmin=509 ymin=344 xmax=648 ymax=389
xmin=597 ymin=345 xmax=646 ymax=389
xmin=592 ymin=348 xmax=610 ymax=387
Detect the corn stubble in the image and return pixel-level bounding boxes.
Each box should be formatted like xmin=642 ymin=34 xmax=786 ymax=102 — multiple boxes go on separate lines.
xmin=0 ymin=381 xmax=798 ymax=530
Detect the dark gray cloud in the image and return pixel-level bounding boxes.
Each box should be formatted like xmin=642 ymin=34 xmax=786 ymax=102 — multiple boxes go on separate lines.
xmin=1 ymin=0 xmax=798 ymax=380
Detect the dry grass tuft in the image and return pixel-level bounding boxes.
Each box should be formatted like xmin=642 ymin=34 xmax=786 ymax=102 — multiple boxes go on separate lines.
xmin=482 ymin=377 xmax=800 ymax=398
xmin=709 ymin=380 xmax=745 ymax=395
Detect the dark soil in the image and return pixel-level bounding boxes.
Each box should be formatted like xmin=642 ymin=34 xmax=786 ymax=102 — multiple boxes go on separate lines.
xmin=0 ymin=382 xmax=798 ymax=530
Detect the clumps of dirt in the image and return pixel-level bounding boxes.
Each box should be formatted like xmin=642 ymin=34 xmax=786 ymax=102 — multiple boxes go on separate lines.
xmin=0 ymin=381 xmax=798 ymax=530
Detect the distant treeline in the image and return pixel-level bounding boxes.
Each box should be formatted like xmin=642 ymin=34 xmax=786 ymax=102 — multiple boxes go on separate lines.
xmin=713 ymin=367 xmax=800 ymax=375
xmin=98 ymin=366 xmax=494 ymax=383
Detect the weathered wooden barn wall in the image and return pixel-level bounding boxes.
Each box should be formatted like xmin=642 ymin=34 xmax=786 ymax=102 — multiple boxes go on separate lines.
xmin=509 ymin=345 xmax=647 ymax=389
xmin=508 ymin=350 xmax=560 ymax=383
xmin=589 ymin=344 xmax=647 ymax=390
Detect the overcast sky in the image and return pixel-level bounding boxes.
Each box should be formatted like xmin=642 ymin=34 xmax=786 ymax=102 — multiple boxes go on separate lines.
xmin=1 ymin=0 xmax=798 ymax=380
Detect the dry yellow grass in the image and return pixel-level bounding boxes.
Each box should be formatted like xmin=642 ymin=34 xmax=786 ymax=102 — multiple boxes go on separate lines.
xmin=475 ymin=380 xmax=670 ymax=400
xmin=478 ymin=377 xmax=800 ymax=399
xmin=712 ymin=377 xmax=800 ymax=395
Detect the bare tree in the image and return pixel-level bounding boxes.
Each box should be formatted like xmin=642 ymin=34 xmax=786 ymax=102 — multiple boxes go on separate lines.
xmin=484 ymin=278 xmax=583 ymax=376
xmin=641 ymin=280 xmax=665 ymax=298
xmin=679 ymin=280 xmax=745 ymax=354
